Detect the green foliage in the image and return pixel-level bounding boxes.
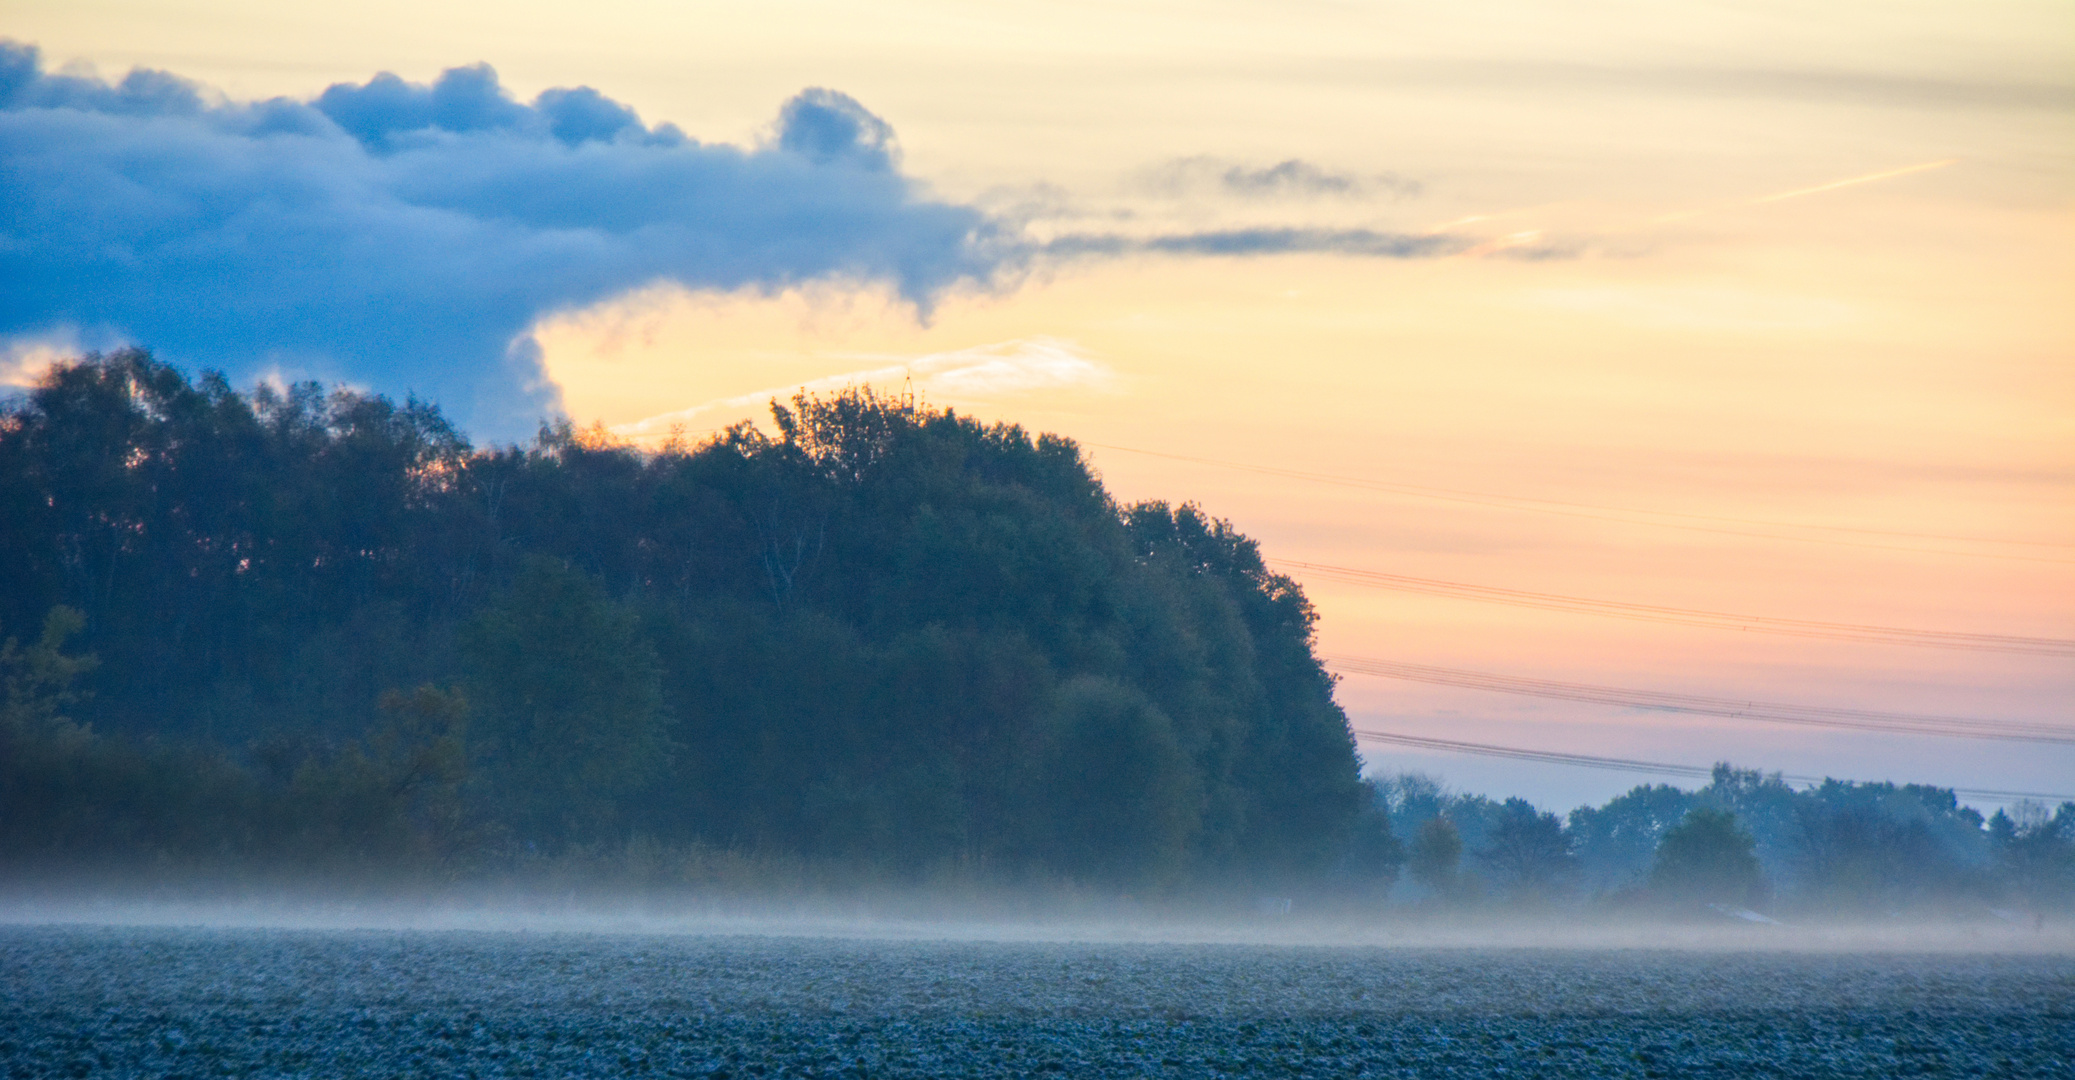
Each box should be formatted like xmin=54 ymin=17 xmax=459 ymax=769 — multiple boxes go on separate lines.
xmin=1329 ymin=786 xmax=1405 ymax=902
xmin=1406 ymin=817 xmax=1464 ymax=900
xmin=1790 ymin=780 xmax=1989 ymax=912
xmin=1648 ymin=807 xmax=1765 ymax=909
xmin=274 ymin=684 xmax=479 ymax=873
xmin=1988 ymin=802 xmax=2075 ymax=911
xmin=1 ymin=355 xmax=1367 ymax=892
xmin=1 ymin=606 xmax=97 ymax=737
xmin=0 ymin=614 xmax=472 ymax=881
xmin=1567 ymin=783 xmax=1694 ymax=893
xmin=5 ymin=353 xmax=2066 ymax=911
xmin=1027 ymin=676 xmax=1200 ymax=889
xmin=1477 ymin=798 xmax=1574 ymax=903
xmin=460 ymin=559 xmax=670 ymax=848
xmin=1393 ymin=763 xmax=2029 ymax=915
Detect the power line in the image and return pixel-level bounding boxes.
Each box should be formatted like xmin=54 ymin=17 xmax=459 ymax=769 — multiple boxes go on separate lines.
xmin=1348 ymin=727 xmax=2075 ymax=803
xmin=1355 ymin=728 xmax=1719 ymax=778
xmin=1275 ymin=559 xmax=2075 ymax=656
xmin=1088 ymin=443 xmax=2075 ymax=564
xmin=1325 ymin=656 xmax=2075 ymax=745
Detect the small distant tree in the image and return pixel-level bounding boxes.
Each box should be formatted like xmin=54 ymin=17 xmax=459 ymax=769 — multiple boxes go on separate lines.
xmin=1990 ymin=801 xmax=2075 ymax=914
xmin=1479 ymin=797 xmax=1575 ymax=903
xmin=1568 ymin=783 xmax=1695 ymax=894
xmin=1649 ymin=807 xmax=1765 ymax=909
xmin=1408 ymin=816 xmax=1465 ymax=901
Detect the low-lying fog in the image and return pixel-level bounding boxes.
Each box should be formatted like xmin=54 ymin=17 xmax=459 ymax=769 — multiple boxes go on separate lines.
xmin=6 ymin=889 xmax=2070 ymax=954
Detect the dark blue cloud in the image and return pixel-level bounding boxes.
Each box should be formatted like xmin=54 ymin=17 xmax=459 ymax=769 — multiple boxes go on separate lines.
xmin=1140 ymin=156 xmax=1423 ymax=200
xmin=0 ymin=44 xmax=205 ymax=116
xmin=0 ymin=42 xmax=1004 ymax=439
xmin=776 ymin=88 xmax=898 ymax=171
xmin=1 ymin=42 xmax=1493 ymax=439
xmin=1045 ymin=228 xmax=1462 ymax=258
xmin=535 ymin=86 xmax=647 ymax=147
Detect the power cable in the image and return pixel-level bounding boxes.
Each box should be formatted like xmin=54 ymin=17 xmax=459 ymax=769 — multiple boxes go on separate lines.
xmin=1348 ymin=727 xmax=2075 ymax=803
xmin=1088 ymin=443 xmax=2075 ymax=564
xmin=1276 ymin=559 xmax=2075 ymax=656
xmin=1325 ymin=656 xmax=2075 ymax=745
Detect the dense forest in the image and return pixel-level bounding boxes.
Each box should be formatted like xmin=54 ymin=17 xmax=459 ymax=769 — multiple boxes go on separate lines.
xmin=2 ymin=350 xmax=2070 ymax=915
xmin=0 ymin=350 xmax=1366 ymax=894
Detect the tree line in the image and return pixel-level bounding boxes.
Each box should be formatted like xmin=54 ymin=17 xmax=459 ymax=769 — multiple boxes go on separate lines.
xmin=1369 ymin=766 xmax=2074 ymax=917
xmin=3 ymin=350 xmax=2068 ymax=915
xmin=1 ymin=350 xmax=1364 ymax=893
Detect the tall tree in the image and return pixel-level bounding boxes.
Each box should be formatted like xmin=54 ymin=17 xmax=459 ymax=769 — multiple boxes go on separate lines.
xmin=1478 ymin=798 xmax=1574 ymax=902
xmin=1407 ymin=817 xmax=1465 ymax=901
xmin=1648 ymin=807 xmax=1765 ymax=909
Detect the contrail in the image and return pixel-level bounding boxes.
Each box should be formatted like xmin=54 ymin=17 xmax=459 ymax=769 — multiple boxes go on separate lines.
xmin=1751 ymin=158 xmax=1960 ymax=204
xmin=1651 ymin=159 xmax=1959 ymax=224
xmin=1275 ymin=559 xmax=2075 ymax=656
xmin=1431 ymin=159 xmax=1962 ymax=249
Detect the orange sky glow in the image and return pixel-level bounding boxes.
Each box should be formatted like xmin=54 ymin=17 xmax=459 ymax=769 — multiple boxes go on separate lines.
xmin=10 ymin=0 xmax=2070 ymax=810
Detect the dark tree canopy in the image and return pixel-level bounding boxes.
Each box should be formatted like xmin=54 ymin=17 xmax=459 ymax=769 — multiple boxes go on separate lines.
xmin=1406 ymin=817 xmax=1464 ymax=899
xmin=1476 ymin=797 xmax=1574 ymax=902
xmin=1648 ymin=807 xmax=1765 ymax=909
xmin=0 ymin=351 xmax=1366 ymax=891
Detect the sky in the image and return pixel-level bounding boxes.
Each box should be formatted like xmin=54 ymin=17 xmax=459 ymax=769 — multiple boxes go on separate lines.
xmin=4 ymin=0 xmax=2071 ymax=814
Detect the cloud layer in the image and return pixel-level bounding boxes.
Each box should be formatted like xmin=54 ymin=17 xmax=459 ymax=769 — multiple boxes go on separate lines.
xmin=1045 ymin=228 xmax=1460 ymax=260
xmin=1 ymin=44 xmax=1495 ymax=439
xmin=0 ymin=43 xmax=1003 ymax=438
xmin=1140 ymin=156 xmax=1422 ymax=200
